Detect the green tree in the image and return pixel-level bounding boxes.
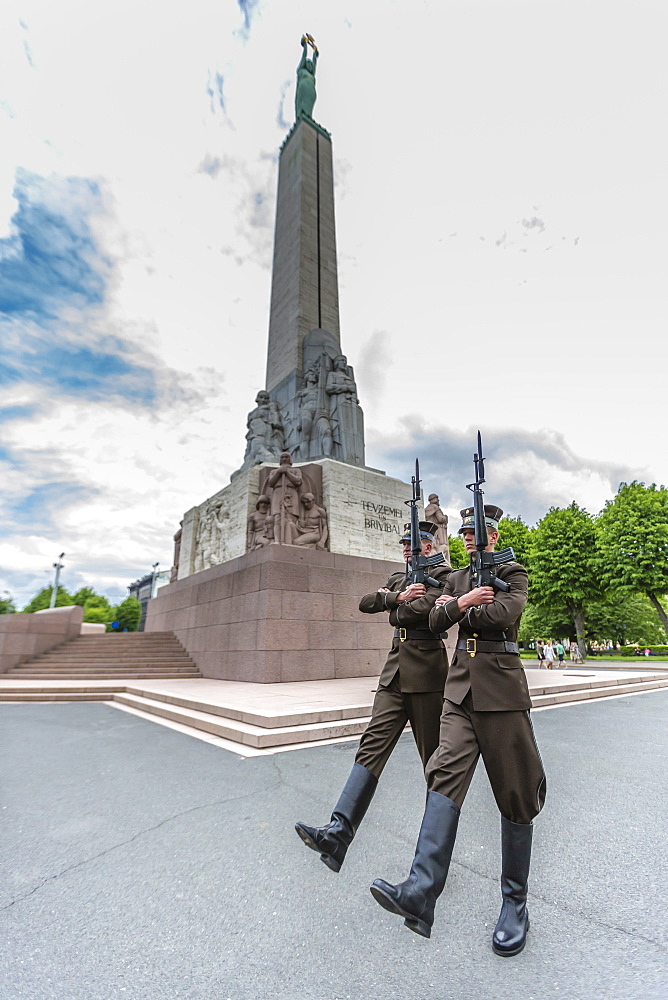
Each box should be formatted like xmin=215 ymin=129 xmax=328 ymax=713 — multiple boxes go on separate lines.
xmin=0 ymin=594 xmax=17 ymax=614
xmin=72 ymin=587 xmax=98 ymax=606
xmin=111 ymin=596 xmax=142 ymax=632
xmin=83 ymin=606 xmax=112 ymax=626
xmin=448 ymin=534 xmax=468 ymax=569
xmin=22 ymin=586 xmax=74 ymax=613
xmin=585 ymin=592 xmax=667 ymax=647
xmin=529 ymin=503 xmax=602 ymax=658
xmin=497 ymin=515 xmax=534 ymax=571
xmin=597 ymin=482 xmax=668 ymax=638
xmin=517 ymin=601 xmax=572 ymax=644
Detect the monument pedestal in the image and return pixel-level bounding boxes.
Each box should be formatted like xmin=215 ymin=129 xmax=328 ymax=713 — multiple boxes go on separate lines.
xmin=177 ymin=458 xmax=418 ymax=580
xmin=147 ymin=544 xmax=408 ymax=683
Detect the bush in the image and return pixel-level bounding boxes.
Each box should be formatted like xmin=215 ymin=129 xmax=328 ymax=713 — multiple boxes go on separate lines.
xmin=110 ymin=596 xmax=142 ymax=632
xmin=618 ymin=644 xmax=668 ymax=657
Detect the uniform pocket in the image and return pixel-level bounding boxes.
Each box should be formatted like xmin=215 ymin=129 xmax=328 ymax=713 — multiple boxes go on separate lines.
xmin=495 ymin=654 xmax=522 ymax=670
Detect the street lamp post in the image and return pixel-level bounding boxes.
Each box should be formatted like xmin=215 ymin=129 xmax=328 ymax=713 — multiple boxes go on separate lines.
xmin=49 ymin=553 xmax=65 ymax=609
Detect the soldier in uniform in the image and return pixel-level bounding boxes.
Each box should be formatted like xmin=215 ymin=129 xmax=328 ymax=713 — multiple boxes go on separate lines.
xmin=371 ymin=505 xmax=545 ymax=957
xmin=294 ymin=522 xmax=452 ymax=873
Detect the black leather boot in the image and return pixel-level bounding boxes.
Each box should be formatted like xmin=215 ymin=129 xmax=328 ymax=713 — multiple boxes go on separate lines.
xmin=492 ymin=816 xmax=533 ymax=956
xmin=370 ymin=791 xmax=460 ymax=939
xmin=295 ymin=763 xmax=378 ymax=872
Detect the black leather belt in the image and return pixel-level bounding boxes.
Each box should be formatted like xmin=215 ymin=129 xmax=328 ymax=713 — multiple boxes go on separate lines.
xmin=456 ymin=638 xmax=520 ymax=655
xmin=394 ymin=628 xmax=443 ymax=642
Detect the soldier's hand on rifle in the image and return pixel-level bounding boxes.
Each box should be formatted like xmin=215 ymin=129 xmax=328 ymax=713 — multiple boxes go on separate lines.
xmin=397 ymin=583 xmax=426 ymax=603
xmin=457 ymin=586 xmax=495 ymax=610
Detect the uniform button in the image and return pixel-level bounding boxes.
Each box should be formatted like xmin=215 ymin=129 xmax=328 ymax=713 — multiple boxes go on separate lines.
xmin=473 ymin=633 xmax=478 ymax=637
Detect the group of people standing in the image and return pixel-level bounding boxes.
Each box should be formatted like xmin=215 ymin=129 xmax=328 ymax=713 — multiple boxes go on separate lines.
xmin=295 ymin=504 xmax=545 ymax=958
xmin=536 ymin=640 xmax=583 ymax=667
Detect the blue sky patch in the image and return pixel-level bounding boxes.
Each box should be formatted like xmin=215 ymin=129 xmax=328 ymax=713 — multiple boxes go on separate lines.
xmin=0 ymin=336 xmax=158 ymax=406
xmin=0 ymin=169 xmax=109 ymax=318
xmin=0 ymin=477 xmax=99 ymax=536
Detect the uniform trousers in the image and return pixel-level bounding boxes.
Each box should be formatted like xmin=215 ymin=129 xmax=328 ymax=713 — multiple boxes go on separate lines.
xmin=355 ymin=673 xmax=444 ymax=779
xmin=425 ymin=692 xmax=546 ymax=825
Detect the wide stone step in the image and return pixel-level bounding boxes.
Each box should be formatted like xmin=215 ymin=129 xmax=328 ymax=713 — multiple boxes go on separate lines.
xmin=8 ymin=671 xmax=202 ymax=680
xmin=0 ymin=692 xmax=112 ymax=702
xmin=122 ymin=684 xmax=373 ymax=730
xmin=112 ymin=692 xmax=370 ymax=748
xmin=24 ymin=654 xmax=194 ymax=666
xmin=12 ymin=663 xmax=197 ymax=671
xmin=531 ymin=677 xmax=668 ymax=708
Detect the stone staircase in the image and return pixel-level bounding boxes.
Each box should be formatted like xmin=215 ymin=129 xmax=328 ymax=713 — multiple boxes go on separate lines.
xmin=2 ymin=666 xmax=668 ymax=756
xmin=106 ymin=670 xmax=668 ymax=751
xmin=5 ymin=632 xmax=201 ymax=681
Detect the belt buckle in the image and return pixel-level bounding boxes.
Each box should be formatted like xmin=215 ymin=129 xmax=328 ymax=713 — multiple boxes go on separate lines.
xmin=398 ymin=627 xmax=407 ymax=643
xmin=466 ymin=637 xmax=476 ymax=657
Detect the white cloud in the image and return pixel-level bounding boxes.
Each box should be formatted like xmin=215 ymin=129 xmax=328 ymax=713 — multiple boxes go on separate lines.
xmin=1 ymin=0 xmax=667 ymax=606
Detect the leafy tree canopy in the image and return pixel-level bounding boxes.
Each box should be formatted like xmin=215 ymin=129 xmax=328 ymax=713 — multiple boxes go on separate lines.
xmin=530 ymin=503 xmax=600 ymax=606
xmin=448 ymin=535 xmax=468 ymax=569
xmin=497 ymin=515 xmax=534 ymax=570
xmin=83 ymin=606 xmax=111 ymax=625
xmin=22 ymin=586 xmax=74 ymax=613
xmin=529 ymin=502 xmax=602 ymax=655
xmin=585 ymin=592 xmax=667 ymax=646
xmin=72 ymin=587 xmax=99 ymax=606
xmin=597 ymin=481 xmax=668 ymax=636
xmin=111 ymin=596 xmax=142 ymax=632
xmin=0 ymin=595 xmax=17 ymax=614
xmin=518 ymin=601 xmax=572 ymax=644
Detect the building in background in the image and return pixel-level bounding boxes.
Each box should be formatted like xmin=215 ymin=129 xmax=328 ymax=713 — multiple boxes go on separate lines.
xmin=128 ymin=570 xmax=170 ymax=631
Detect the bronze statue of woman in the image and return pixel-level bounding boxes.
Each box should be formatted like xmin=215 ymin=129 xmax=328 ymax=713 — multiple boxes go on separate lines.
xmin=295 ymin=34 xmax=318 ymax=120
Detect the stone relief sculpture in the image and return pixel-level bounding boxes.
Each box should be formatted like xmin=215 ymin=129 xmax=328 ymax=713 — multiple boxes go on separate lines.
xmin=170 ymin=522 xmax=183 ymax=582
xmin=266 ymin=452 xmax=304 ymax=545
xmin=424 ymin=493 xmax=451 ymax=565
xmin=326 ymin=353 xmax=361 ymax=462
xmin=246 ymin=453 xmax=329 ymax=551
xmin=295 ymin=364 xmax=320 ymax=454
xmin=247 ymin=495 xmax=272 ymax=551
xmin=240 ymin=390 xmax=286 ymax=471
xmin=193 ymin=500 xmax=226 ymax=572
xmin=294 ymin=492 xmax=328 ymax=549
xmin=237 ymin=340 xmax=363 ymax=471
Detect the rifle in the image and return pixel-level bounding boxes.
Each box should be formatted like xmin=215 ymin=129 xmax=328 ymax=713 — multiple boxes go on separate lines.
xmin=466 ymin=431 xmax=515 ymax=593
xmin=404 ymin=459 xmax=446 ymax=588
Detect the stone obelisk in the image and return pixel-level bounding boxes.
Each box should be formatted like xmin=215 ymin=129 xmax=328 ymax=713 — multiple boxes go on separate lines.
xmin=146 ymin=38 xmax=420 ymax=682
xmin=266 ymin=118 xmax=340 ymax=395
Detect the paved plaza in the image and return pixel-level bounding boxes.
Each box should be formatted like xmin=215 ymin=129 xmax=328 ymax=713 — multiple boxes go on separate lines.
xmin=2 ymin=691 xmax=668 ymax=1000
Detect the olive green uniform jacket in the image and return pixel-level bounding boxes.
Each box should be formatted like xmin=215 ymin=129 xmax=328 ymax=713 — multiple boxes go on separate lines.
xmin=359 ymin=564 xmax=452 ymax=694
xmin=428 ymin=561 xmax=530 ymax=710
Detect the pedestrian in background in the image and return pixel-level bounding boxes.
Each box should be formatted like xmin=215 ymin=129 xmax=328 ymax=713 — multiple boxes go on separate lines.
xmin=555 ymin=641 xmax=565 ymax=667
xmin=543 ymin=642 xmax=555 ymax=669
xmin=536 ymin=641 xmax=546 ymax=668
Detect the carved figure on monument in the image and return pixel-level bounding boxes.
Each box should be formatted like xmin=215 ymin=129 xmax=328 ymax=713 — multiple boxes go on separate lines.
xmin=424 ymin=493 xmax=451 ymax=565
xmin=294 ymin=492 xmax=328 ymax=549
xmin=266 ymin=452 xmax=304 ymax=545
xmin=241 ymin=390 xmax=286 ymax=470
xmin=194 ymin=500 xmax=226 ymax=572
xmin=295 ymin=34 xmax=318 ymax=121
xmin=296 ymin=364 xmax=320 ymax=456
xmin=247 ymin=495 xmax=272 ymax=551
xmin=326 ymin=354 xmax=363 ymax=463
xmin=170 ymin=522 xmax=183 ymax=582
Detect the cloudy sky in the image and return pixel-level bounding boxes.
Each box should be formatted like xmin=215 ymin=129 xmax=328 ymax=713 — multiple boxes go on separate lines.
xmin=1 ymin=0 xmax=666 ymax=607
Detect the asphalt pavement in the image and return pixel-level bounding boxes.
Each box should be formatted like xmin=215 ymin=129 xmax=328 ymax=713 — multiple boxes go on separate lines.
xmin=2 ymin=693 xmax=667 ymax=1000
